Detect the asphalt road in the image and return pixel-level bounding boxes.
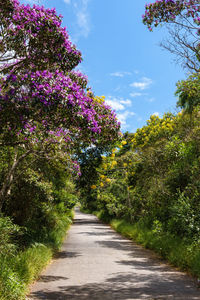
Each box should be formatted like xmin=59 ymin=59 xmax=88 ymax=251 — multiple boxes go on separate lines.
xmin=28 ymin=208 xmax=200 ymax=300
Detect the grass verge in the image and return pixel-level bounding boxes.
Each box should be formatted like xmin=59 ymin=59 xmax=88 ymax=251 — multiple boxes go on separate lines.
xmin=110 ymin=219 xmax=200 ymax=279
xmin=82 ymin=208 xmax=200 ymax=280
xmin=0 ymin=210 xmax=73 ymax=300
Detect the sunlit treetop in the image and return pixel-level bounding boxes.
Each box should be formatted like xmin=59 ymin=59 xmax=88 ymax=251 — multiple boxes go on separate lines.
xmin=176 ymin=72 xmax=200 ymax=112
xmin=131 ymin=113 xmax=175 ymax=149
xmin=68 ymin=70 xmax=88 ymax=90
xmin=0 ymin=0 xmax=82 ymax=74
xmin=0 ymin=0 xmax=121 ymax=181
xmin=143 ymin=0 xmax=200 ymax=33
xmin=0 ymin=70 xmax=121 ymax=150
xmin=142 ymin=0 xmax=200 ymax=71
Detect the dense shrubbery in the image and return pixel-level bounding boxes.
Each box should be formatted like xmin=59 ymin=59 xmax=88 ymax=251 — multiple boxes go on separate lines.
xmin=0 ymin=1 xmax=120 ymax=299
xmin=0 ymin=209 xmax=73 ymax=300
xmin=80 ymin=0 xmax=200 ymax=277
xmin=0 ymin=149 xmax=76 ymax=299
xmin=81 ymin=108 xmax=200 ymax=277
xmin=0 ymin=0 xmax=199 ymax=297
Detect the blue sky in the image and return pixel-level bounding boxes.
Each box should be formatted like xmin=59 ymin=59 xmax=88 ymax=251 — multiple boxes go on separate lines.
xmin=22 ymin=0 xmax=186 ymax=132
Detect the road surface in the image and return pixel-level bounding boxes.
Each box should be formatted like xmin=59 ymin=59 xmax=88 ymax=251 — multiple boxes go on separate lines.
xmin=28 ymin=208 xmax=200 ymax=299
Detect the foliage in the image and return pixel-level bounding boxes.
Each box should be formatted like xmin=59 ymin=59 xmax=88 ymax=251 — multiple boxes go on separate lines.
xmin=0 ymin=70 xmax=120 ymax=148
xmin=110 ymin=218 xmax=200 ymax=277
xmin=0 ymin=0 xmax=81 ymax=73
xmin=0 ymin=216 xmax=20 ymax=257
xmin=80 ymin=107 xmax=200 ymax=280
xmin=0 ymin=0 xmax=120 ymax=213
xmin=176 ymin=72 xmax=200 ymax=112
xmin=79 ymin=0 xmax=200 ymax=268
xmin=0 ymin=1 xmax=121 ymax=298
xmin=142 ymin=0 xmax=200 ymax=71
xmin=0 ymin=208 xmax=73 ymax=300
xmin=143 ymin=0 xmax=200 ymax=32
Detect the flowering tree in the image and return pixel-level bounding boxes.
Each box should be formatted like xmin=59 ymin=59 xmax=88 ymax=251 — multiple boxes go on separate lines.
xmin=143 ymin=0 xmax=200 ymax=72
xmin=0 ymin=0 xmax=120 ymax=210
xmin=0 ymin=0 xmax=81 ymax=73
xmin=0 ymin=70 xmax=119 ymax=146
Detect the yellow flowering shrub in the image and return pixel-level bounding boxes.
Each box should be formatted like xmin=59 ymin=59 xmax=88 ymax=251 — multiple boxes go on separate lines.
xmin=106 ymin=178 xmax=111 ymax=183
xmin=93 ymin=95 xmax=106 ymax=104
xmin=131 ymin=113 xmax=175 ymax=149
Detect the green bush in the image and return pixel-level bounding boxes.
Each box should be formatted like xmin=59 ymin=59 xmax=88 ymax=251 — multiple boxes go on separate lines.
xmin=110 ymin=218 xmax=200 ymax=278
xmin=167 ymin=190 xmax=200 ymax=237
xmin=0 ymin=208 xmax=73 ymax=300
xmin=0 ymin=217 xmax=25 ymax=300
xmin=0 ymin=264 xmax=26 ymax=300
xmin=0 ymin=217 xmax=20 ymax=256
xmin=14 ymin=243 xmax=52 ymax=284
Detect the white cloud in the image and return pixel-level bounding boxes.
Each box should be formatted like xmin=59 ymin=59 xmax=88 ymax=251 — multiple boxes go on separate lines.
xmin=130 ymin=92 xmax=143 ymax=98
xmin=24 ymin=0 xmax=42 ymax=3
xmin=130 ymin=77 xmax=153 ymax=90
xmin=118 ymin=111 xmax=135 ymax=127
xmin=76 ymin=11 xmax=90 ymax=37
xmin=106 ymin=96 xmax=132 ymax=111
xmin=152 ymin=112 xmax=160 ymax=116
xmin=105 ymin=96 xmax=134 ymax=129
xmin=66 ymin=0 xmax=90 ymax=39
xmin=106 ymin=100 xmax=125 ymax=111
xmin=137 ymin=117 xmax=143 ymax=121
xmin=22 ymin=0 xmax=45 ymax=4
xmin=110 ymin=71 xmax=132 ymax=78
xmin=120 ymin=99 xmax=132 ymax=106
xmin=147 ymin=97 xmax=155 ymax=102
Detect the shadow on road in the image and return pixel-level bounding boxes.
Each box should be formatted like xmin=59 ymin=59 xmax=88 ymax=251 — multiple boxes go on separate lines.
xmin=37 ymin=275 xmax=69 ymax=283
xmin=29 ymin=210 xmax=200 ymax=300
xmin=54 ymin=251 xmax=81 ymax=259
xmin=73 ymin=218 xmax=101 ymax=225
xmin=96 ymin=239 xmax=139 ymax=252
xmin=78 ymin=230 xmax=115 ymax=237
xmin=30 ymin=271 xmax=200 ymax=300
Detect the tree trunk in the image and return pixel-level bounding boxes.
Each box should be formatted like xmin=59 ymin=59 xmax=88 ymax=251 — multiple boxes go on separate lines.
xmin=0 ymin=149 xmax=31 ymax=212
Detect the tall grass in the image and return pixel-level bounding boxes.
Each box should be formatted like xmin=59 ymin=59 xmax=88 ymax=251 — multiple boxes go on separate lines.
xmin=0 ymin=210 xmax=73 ymax=300
xmin=110 ymin=219 xmax=200 ymax=278
xmin=85 ymin=208 xmax=200 ymax=279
